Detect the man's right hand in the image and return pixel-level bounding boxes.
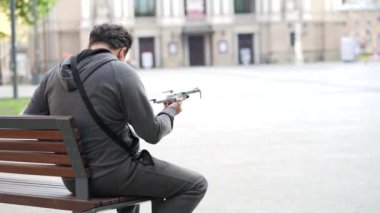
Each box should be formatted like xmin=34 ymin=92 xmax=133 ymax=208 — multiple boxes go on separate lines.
xmin=164 ymin=101 xmax=182 ymax=115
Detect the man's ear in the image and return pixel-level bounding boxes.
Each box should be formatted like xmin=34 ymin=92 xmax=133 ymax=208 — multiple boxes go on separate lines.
xmin=117 ymin=47 xmax=127 ymax=61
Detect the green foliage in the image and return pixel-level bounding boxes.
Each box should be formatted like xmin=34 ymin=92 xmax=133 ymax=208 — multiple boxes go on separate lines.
xmin=0 ymin=98 xmax=30 ymax=115
xmin=0 ymin=31 xmax=6 ymax=39
xmin=0 ymin=0 xmax=56 ymax=25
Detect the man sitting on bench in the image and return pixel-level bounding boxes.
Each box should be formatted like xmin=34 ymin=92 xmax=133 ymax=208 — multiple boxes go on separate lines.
xmin=24 ymin=23 xmax=208 ymax=213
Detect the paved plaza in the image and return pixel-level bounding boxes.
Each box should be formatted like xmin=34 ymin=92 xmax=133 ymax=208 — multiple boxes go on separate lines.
xmin=0 ymin=62 xmax=380 ymax=212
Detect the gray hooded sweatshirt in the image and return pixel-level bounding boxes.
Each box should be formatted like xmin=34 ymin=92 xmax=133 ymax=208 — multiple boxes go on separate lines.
xmin=24 ymin=49 xmax=176 ymax=178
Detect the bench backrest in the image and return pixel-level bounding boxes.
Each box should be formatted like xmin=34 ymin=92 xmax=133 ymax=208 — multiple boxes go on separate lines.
xmin=0 ymin=115 xmax=90 ymax=199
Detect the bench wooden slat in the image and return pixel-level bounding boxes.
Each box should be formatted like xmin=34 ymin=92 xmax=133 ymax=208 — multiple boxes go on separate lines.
xmin=0 ymin=129 xmax=63 ymax=140
xmin=0 ymin=115 xmax=77 ymax=130
xmin=0 ymin=192 xmax=149 ymax=212
xmin=0 ymin=193 xmax=99 ymax=212
xmin=0 ymin=162 xmax=75 ymax=177
xmin=0 ymin=182 xmax=110 ymax=202
xmin=0 ymin=177 xmax=149 ymax=212
xmin=0 ymin=140 xmax=67 ymax=153
xmin=0 ymin=179 xmax=97 ymax=207
xmin=0 ymin=151 xmax=72 ymax=165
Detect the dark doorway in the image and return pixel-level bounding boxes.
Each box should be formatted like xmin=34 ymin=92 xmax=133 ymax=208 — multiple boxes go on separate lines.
xmin=238 ymin=34 xmax=254 ymax=65
xmin=188 ymin=35 xmax=205 ymax=66
xmin=139 ymin=37 xmax=155 ymax=68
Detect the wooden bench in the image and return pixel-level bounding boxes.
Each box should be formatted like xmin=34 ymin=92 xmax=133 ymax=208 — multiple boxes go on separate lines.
xmin=0 ymin=115 xmax=150 ymax=213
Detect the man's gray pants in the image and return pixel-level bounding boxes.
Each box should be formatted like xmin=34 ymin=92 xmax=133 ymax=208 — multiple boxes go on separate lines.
xmin=89 ymin=157 xmax=208 ymax=213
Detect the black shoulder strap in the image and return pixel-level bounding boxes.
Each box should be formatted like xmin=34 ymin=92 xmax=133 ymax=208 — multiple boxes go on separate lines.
xmin=69 ymin=56 xmax=138 ymax=158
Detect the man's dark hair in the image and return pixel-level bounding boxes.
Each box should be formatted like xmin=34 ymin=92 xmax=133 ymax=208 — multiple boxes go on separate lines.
xmin=89 ymin=24 xmax=133 ymax=50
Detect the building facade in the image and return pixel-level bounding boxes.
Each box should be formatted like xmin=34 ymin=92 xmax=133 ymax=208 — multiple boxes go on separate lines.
xmin=17 ymin=0 xmax=379 ymax=76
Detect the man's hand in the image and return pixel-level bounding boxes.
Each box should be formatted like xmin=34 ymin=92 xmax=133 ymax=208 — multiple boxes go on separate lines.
xmin=164 ymin=101 xmax=182 ymax=115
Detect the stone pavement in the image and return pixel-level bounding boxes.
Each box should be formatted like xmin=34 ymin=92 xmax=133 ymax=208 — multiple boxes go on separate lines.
xmin=0 ymin=84 xmax=36 ymax=98
xmin=0 ymin=62 xmax=380 ymax=212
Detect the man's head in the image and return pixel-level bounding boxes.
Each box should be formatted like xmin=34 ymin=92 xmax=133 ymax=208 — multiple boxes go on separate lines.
xmin=89 ymin=24 xmax=133 ymax=61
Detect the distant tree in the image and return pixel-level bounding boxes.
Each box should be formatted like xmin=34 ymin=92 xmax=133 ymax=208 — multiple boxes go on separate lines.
xmin=0 ymin=31 xmax=6 ymax=39
xmin=0 ymin=0 xmax=55 ymax=24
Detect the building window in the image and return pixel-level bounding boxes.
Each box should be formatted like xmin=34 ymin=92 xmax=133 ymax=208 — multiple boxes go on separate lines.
xmin=234 ymin=0 xmax=254 ymax=14
xmin=185 ymin=0 xmax=206 ymax=17
xmin=134 ymin=0 xmax=155 ymax=17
